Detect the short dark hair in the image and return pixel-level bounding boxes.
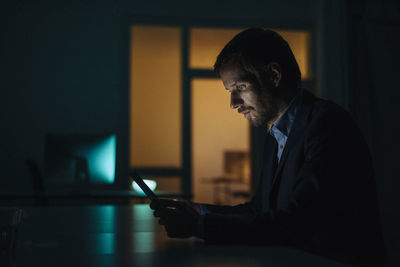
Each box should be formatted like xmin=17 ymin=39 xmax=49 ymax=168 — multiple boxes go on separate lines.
xmin=214 ymin=28 xmax=301 ymax=90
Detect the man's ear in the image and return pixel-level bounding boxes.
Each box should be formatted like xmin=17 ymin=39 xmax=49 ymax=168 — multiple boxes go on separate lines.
xmin=267 ymin=62 xmax=282 ymax=87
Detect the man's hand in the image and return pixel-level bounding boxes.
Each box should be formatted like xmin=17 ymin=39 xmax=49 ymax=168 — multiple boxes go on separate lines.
xmin=150 ymin=199 xmax=201 ymax=238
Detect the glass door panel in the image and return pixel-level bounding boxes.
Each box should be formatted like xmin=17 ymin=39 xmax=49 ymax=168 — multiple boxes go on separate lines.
xmin=130 ymin=26 xmax=182 ymax=168
xmin=191 ymin=78 xmax=250 ymax=204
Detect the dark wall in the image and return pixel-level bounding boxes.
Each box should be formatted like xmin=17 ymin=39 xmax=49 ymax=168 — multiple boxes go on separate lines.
xmin=2 ymin=0 xmax=128 ymax=191
xmin=347 ymin=0 xmax=400 ymax=265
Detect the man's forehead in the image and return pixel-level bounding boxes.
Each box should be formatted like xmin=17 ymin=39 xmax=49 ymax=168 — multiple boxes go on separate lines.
xmin=221 ymin=68 xmax=254 ymax=86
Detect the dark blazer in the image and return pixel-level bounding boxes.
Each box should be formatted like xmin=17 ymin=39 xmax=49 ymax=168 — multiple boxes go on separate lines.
xmin=202 ymin=90 xmax=386 ymax=266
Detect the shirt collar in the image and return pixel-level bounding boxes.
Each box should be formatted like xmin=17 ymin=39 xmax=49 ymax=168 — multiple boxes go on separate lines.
xmin=270 ymin=89 xmax=303 ymax=138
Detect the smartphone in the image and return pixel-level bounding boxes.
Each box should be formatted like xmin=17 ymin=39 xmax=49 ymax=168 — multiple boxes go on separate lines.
xmin=130 ymin=172 xmax=159 ymax=203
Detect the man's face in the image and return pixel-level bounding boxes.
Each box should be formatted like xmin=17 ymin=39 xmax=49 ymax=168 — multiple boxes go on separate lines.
xmin=220 ymin=66 xmax=279 ymax=127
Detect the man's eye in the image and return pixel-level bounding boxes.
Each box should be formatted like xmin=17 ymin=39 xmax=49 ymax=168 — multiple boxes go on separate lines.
xmin=237 ymin=85 xmax=246 ymax=91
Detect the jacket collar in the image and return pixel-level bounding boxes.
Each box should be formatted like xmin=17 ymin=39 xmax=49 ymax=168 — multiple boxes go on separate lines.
xmin=272 ymin=89 xmax=316 ymax=184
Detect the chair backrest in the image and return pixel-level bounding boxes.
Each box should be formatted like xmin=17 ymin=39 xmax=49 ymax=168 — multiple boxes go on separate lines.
xmin=26 ymin=159 xmax=45 ymax=193
xmin=26 ymin=159 xmax=47 ymax=205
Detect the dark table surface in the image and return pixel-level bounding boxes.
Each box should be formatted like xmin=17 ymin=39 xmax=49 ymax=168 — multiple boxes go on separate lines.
xmin=15 ymin=205 xmax=352 ymax=267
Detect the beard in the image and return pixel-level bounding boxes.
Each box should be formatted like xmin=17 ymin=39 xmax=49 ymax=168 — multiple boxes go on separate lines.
xmin=248 ymin=88 xmax=282 ymax=127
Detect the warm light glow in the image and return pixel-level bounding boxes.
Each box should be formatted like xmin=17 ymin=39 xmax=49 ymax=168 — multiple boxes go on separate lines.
xmin=192 ymin=78 xmax=249 ymax=203
xmin=190 ymin=28 xmax=312 ymax=79
xmin=224 ymin=151 xmax=250 ymax=182
xmin=190 ymin=28 xmax=242 ymax=70
xmin=130 ymin=26 xmax=182 ymax=168
xmin=278 ymin=30 xmax=311 ymax=80
xmin=150 ymin=176 xmax=181 ymax=193
xmin=132 ymin=179 xmax=157 ymax=195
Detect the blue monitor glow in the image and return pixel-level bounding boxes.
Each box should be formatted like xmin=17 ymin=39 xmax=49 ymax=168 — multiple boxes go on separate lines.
xmin=43 ymin=134 xmax=117 ymax=188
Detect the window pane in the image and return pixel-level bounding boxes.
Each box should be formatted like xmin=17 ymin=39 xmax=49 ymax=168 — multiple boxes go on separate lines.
xmin=278 ymin=30 xmax=312 ymax=80
xmin=130 ymin=26 xmax=181 ymax=167
xmin=189 ymin=28 xmax=312 ymax=80
xmin=192 ymin=78 xmax=250 ymax=203
xmin=189 ymin=28 xmax=242 ymax=70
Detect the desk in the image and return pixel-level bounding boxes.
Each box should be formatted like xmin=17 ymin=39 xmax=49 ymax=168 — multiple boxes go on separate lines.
xmin=15 ymin=205 xmax=351 ymax=267
xmin=0 ymin=191 xmax=191 ymax=206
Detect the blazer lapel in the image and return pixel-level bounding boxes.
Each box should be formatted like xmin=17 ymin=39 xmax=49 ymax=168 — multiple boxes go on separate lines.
xmin=271 ymin=90 xmax=315 ymax=188
xmin=260 ymin=133 xmax=278 ymax=211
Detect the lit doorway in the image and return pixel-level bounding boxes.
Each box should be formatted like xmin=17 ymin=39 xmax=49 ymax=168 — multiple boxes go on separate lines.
xmin=191 ymin=78 xmax=250 ymax=204
xmin=129 ymin=25 xmax=312 ymax=204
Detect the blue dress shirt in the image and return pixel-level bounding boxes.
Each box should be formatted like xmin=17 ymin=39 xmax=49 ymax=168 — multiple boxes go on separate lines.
xmin=269 ymin=89 xmax=302 ymax=163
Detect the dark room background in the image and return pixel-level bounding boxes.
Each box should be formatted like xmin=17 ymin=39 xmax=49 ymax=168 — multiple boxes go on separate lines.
xmin=2 ymin=0 xmax=399 ymax=265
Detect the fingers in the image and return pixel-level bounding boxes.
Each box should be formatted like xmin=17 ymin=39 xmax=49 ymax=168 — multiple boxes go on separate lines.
xmin=150 ymin=198 xmax=173 ymax=210
xmin=154 ymin=207 xmax=197 ymax=239
xmin=158 ymin=198 xmax=181 ymax=208
xmin=150 ymin=199 xmax=198 ymax=238
xmin=156 ymin=210 xmax=177 ymax=226
xmin=153 ymin=206 xmax=180 ymax=220
xmin=150 ymin=198 xmax=184 ymax=211
xmin=149 ymin=201 xmax=158 ymax=210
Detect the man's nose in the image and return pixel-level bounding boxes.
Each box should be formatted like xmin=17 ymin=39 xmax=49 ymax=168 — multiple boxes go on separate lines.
xmin=230 ymin=92 xmax=244 ymax=109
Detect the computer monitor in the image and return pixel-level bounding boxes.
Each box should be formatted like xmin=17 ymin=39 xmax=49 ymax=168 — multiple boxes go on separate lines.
xmin=43 ymin=134 xmax=117 ymax=189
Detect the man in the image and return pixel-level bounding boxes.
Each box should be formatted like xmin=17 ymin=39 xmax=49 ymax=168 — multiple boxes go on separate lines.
xmin=151 ymin=28 xmax=386 ymax=266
